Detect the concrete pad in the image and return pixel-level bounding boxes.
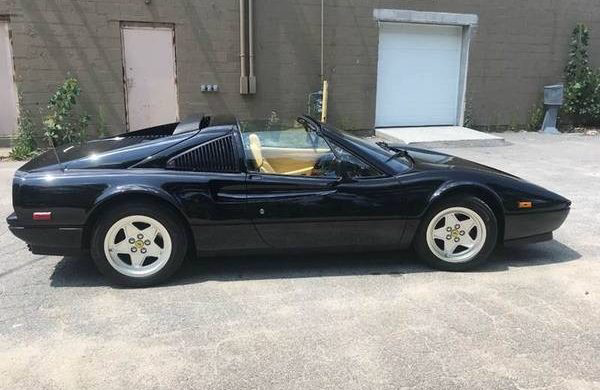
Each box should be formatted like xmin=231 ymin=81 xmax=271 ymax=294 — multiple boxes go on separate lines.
xmin=376 ymin=126 xmax=506 ymax=148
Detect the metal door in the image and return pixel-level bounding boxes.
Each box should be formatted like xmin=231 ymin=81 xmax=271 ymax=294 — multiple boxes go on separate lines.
xmin=0 ymin=21 xmax=18 ymax=140
xmin=121 ymin=24 xmax=179 ymax=131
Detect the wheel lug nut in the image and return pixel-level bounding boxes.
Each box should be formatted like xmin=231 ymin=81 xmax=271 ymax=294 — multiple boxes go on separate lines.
xmin=455 ymin=224 xmax=460 ymax=229
xmin=454 ymin=237 xmax=460 ymax=242
xmin=144 ymin=240 xmax=151 ymax=245
xmin=446 ymin=227 xmax=452 ymax=232
xmin=460 ymin=231 xmax=465 ymax=236
xmin=131 ymin=247 xmax=137 ymax=252
xmin=137 ymin=234 xmax=144 ymax=239
xmin=128 ymin=238 xmax=135 ymax=244
xmin=141 ymin=248 xmax=147 ymax=254
xmin=446 ymin=235 xmax=451 ymax=240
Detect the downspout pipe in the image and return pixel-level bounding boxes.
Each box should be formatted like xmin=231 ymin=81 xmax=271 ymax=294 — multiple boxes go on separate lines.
xmin=248 ymin=0 xmax=256 ymax=94
xmin=239 ymin=0 xmax=249 ymax=94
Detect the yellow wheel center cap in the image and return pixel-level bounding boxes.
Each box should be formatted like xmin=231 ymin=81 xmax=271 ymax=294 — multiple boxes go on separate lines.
xmin=135 ymin=240 xmax=144 ymax=249
xmin=452 ymin=230 xmax=460 ymax=238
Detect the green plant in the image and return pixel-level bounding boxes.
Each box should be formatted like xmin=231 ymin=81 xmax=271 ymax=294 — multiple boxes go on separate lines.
xmin=97 ymin=106 xmax=109 ymax=138
xmin=43 ymin=78 xmax=90 ymax=146
xmin=527 ymin=100 xmax=545 ymax=132
xmin=563 ymin=24 xmax=600 ymax=126
xmin=10 ymin=92 xmax=39 ymax=161
xmin=265 ymin=110 xmax=280 ymax=131
xmin=508 ymin=115 xmax=520 ymax=132
xmin=463 ymin=99 xmax=474 ymax=128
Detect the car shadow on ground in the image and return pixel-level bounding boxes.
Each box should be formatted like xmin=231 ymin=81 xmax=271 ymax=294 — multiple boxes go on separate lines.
xmin=49 ymin=240 xmax=581 ymax=288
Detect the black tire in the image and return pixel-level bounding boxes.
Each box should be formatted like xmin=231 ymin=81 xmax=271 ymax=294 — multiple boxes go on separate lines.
xmin=90 ymin=201 xmax=188 ymax=287
xmin=414 ymin=196 xmax=498 ymax=271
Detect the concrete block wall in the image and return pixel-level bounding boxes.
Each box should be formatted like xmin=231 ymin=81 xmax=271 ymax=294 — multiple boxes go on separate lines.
xmin=1 ymin=0 xmax=599 ymax=137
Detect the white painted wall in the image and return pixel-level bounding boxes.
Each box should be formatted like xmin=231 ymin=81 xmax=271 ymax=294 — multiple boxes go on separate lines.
xmin=0 ymin=21 xmax=18 ymax=138
xmin=122 ymin=25 xmax=179 ymax=131
xmin=376 ymin=22 xmax=463 ymax=127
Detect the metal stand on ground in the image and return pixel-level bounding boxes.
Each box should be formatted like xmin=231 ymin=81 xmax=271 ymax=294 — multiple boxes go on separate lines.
xmin=541 ymin=84 xmax=564 ymax=134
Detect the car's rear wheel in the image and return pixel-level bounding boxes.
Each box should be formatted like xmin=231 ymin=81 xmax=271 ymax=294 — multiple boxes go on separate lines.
xmin=90 ymin=201 xmax=188 ymax=287
xmin=414 ymin=196 xmax=497 ymax=271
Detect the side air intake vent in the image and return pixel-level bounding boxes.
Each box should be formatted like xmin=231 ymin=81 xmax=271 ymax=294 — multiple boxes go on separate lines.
xmin=167 ymin=135 xmax=239 ymax=172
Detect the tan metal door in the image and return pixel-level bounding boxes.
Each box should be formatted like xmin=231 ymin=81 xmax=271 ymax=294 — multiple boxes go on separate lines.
xmin=121 ymin=24 xmax=179 ymax=131
xmin=0 ymin=21 xmax=18 ymax=139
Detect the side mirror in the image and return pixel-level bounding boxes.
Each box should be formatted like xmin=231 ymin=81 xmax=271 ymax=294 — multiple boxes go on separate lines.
xmin=335 ymin=160 xmax=357 ymax=183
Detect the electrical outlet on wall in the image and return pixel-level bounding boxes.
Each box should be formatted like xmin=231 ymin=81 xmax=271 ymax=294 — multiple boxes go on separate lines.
xmin=201 ymin=84 xmax=219 ymax=93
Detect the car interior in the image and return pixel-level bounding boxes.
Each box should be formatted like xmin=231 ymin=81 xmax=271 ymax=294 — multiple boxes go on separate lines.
xmin=246 ymin=132 xmax=332 ymax=176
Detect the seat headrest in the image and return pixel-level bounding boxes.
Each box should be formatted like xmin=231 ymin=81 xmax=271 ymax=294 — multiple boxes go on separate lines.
xmin=248 ymin=133 xmax=263 ymax=168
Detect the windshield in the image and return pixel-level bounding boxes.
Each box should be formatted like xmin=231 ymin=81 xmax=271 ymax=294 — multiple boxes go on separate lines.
xmin=321 ymin=124 xmax=412 ymax=174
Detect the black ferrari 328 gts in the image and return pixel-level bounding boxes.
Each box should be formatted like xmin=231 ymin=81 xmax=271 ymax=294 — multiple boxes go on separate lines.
xmin=8 ymin=115 xmax=570 ymax=286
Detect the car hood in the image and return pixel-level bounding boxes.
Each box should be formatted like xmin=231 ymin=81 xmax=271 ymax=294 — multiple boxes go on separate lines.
xmin=19 ymin=132 xmax=196 ymax=173
xmin=404 ymin=146 xmax=520 ymax=179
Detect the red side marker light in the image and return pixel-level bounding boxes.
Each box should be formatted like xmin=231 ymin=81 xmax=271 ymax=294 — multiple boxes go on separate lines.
xmin=33 ymin=212 xmax=52 ymax=221
xmin=518 ymin=201 xmax=533 ymax=209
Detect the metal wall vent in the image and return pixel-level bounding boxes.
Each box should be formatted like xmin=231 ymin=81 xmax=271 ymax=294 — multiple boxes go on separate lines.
xmin=167 ymin=135 xmax=238 ymax=172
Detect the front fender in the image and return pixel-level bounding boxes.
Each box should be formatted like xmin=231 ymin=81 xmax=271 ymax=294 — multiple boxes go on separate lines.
xmin=428 ymin=180 xmax=505 ymax=214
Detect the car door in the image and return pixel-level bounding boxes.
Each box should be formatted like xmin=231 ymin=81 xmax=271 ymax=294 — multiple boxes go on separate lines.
xmin=163 ymin=131 xmax=267 ymax=253
xmin=246 ymin=173 xmax=406 ymax=249
xmin=239 ymin=120 xmax=406 ymax=249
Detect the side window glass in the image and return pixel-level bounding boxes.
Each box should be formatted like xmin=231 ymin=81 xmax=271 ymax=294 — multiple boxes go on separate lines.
xmin=240 ymin=120 xmax=338 ymax=178
xmin=331 ymin=144 xmax=383 ymax=178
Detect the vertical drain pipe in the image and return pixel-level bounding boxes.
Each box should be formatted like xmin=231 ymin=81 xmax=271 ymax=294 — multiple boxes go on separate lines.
xmin=248 ymin=0 xmax=256 ymax=94
xmin=320 ymin=0 xmax=324 ymax=83
xmin=320 ymin=0 xmax=328 ymax=123
xmin=239 ymin=0 xmax=249 ymax=94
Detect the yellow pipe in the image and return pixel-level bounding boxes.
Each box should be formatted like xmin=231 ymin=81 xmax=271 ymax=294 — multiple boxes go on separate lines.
xmin=321 ymin=79 xmax=328 ymax=123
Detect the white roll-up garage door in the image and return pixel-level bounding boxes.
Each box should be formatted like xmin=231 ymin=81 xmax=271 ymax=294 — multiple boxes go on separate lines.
xmin=375 ymin=22 xmax=463 ymax=127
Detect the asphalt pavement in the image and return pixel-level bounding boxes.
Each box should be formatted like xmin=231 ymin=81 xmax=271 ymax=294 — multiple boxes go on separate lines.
xmin=0 ymin=132 xmax=599 ymax=389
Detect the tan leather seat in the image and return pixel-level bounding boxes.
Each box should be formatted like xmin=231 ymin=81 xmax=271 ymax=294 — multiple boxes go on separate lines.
xmin=248 ymin=133 xmax=275 ymax=173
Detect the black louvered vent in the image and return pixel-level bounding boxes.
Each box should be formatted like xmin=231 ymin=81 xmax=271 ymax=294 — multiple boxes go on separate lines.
xmin=167 ymin=135 xmax=238 ymax=172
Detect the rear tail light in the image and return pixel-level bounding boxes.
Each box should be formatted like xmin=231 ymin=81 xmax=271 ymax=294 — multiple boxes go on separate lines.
xmin=33 ymin=212 xmax=52 ymax=221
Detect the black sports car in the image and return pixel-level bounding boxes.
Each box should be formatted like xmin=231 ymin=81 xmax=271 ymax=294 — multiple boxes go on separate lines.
xmin=7 ymin=115 xmax=570 ymax=286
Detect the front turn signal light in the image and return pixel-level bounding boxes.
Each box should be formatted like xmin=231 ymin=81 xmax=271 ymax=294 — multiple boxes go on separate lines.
xmin=518 ymin=201 xmax=533 ymax=209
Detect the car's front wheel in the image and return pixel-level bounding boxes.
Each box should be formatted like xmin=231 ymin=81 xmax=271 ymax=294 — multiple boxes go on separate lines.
xmin=414 ymin=196 xmax=498 ymax=271
xmin=90 ymin=201 xmax=188 ymax=287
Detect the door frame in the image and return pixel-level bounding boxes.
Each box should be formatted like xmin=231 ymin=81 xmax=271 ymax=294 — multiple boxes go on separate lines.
xmin=120 ymin=21 xmax=179 ymax=132
xmin=373 ymin=9 xmax=478 ymax=127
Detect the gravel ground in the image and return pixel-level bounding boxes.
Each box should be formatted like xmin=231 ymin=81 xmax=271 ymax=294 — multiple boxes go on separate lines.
xmin=0 ymin=132 xmax=599 ymax=389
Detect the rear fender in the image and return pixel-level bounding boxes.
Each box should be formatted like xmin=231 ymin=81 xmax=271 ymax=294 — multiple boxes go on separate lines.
xmin=89 ymin=185 xmax=186 ymax=220
xmin=82 ymin=185 xmax=189 ymax=250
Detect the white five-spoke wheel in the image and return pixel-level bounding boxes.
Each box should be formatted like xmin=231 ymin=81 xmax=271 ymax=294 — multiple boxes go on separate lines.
xmin=91 ymin=201 xmax=188 ymax=287
xmin=104 ymin=215 xmax=173 ymax=278
xmin=415 ymin=196 xmax=498 ymax=271
xmin=426 ymin=207 xmax=486 ymax=263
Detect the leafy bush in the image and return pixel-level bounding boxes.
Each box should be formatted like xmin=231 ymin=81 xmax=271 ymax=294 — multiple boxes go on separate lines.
xmin=527 ymin=101 xmax=545 ymax=132
xmin=43 ymin=78 xmax=90 ymax=146
xmin=562 ymin=24 xmax=600 ymax=126
xmin=9 ymin=92 xmax=39 ymax=161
